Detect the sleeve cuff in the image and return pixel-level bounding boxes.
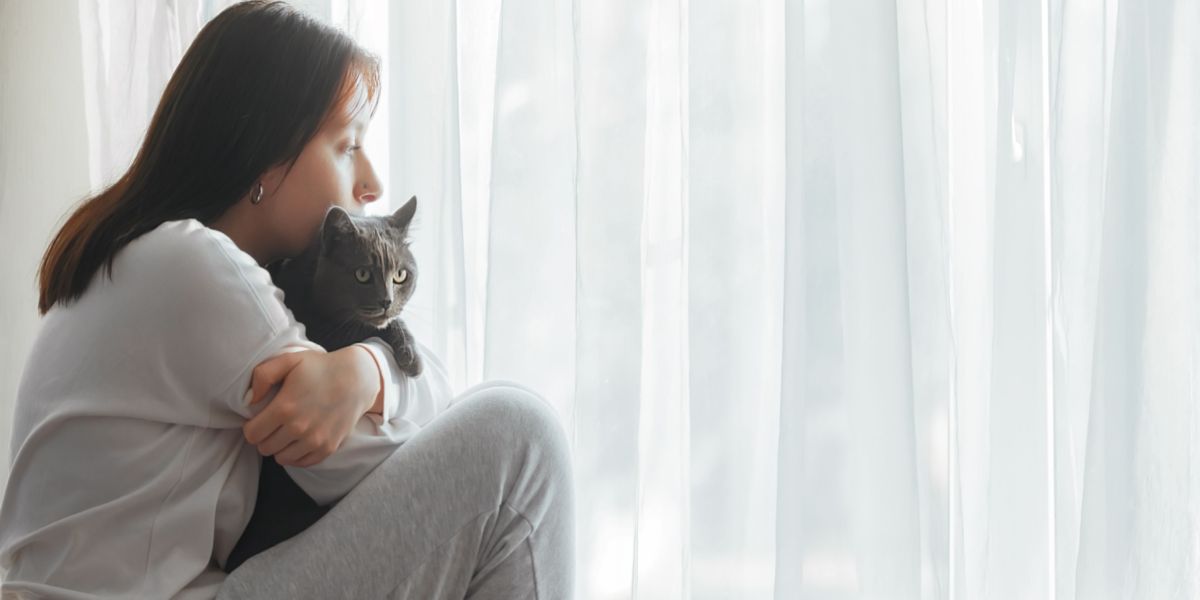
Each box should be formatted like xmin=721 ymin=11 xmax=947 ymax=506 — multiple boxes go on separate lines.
xmin=352 ymin=338 xmax=405 ymax=425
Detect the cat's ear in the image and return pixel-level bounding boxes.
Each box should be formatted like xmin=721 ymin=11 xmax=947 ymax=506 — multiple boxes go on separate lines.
xmin=321 ymin=206 xmax=357 ymax=254
xmin=389 ymin=195 xmax=417 ymax=230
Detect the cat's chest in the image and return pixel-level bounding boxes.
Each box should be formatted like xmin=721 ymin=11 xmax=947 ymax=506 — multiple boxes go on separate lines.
xmin=267 ymin=270 xmax=323 ymax=324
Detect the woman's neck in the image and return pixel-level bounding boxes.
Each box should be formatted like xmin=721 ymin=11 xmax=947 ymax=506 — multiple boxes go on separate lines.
xmin=210 ymin=204 xmax=274 ymax=267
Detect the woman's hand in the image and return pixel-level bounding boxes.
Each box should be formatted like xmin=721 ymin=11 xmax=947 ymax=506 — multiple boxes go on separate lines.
xmin=241 ymin=346 xmax=381 ymax=468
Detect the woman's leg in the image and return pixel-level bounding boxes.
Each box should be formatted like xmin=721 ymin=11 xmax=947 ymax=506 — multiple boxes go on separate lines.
xmin=216 ymin=381 xmax=576 ymax=600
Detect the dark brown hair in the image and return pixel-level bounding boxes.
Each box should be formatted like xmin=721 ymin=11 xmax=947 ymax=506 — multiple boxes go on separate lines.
xmin=37 ymin=0 xmax=380 ymax=315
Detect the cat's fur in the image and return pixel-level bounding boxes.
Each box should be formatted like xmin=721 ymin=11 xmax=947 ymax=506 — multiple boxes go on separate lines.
xmin=225 ymin=195 xmax=421 ymax=573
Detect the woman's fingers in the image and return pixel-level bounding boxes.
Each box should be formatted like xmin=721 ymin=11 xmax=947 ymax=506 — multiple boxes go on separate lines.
xmin=272 ymin=438 xmax=316 ymax=465
xmin=243 ymin=350 xmax=313 ymax=445
xmin=240 ymin=348 xmax=354 ymax=469
xmin=292 ymin=453 xmax=320 ymax=468
xmin=243 ymin=394 xmax=296 ymax=445
xmin=252 ymin=422 xmax=294 ymax=455
xmin=254 ymin=417 xmax=317 ymax=456
xmin=248 ymin=351 xmax=306 ymax=406
xmin=268 ymin=438 xmax=328 ymax=468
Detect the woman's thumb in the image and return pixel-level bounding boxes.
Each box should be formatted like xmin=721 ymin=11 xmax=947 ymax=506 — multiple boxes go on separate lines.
xmin=248 ymin=350 xmax=306 ymax=405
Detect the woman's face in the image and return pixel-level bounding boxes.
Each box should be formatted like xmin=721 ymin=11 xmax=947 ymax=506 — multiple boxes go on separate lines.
xmin=217 ymin=79 xmax=384 ymax=265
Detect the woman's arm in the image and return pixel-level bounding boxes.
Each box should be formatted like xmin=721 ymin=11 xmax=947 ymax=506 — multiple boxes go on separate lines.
xmin=237 ymin=334 xmax=455 ymax=506
xmin=354 ymin=335 xmax=458 ymax=425
xmin=128 ymin=219 xmax=441 ymax=505
xmin=351 ymin=339 xmax=397 ymax=419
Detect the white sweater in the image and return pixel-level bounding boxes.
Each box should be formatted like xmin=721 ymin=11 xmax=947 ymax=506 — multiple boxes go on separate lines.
xmin=0 ymin=219 xmax=456 ymax=599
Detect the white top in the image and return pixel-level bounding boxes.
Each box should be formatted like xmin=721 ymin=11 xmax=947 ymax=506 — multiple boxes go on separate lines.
xmin=0 ymin=219 xmax=457 ymax=599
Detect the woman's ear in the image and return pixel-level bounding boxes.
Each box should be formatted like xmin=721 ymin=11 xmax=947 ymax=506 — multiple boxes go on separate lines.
xmin=258 ymin=162 xmax=290 ymax=198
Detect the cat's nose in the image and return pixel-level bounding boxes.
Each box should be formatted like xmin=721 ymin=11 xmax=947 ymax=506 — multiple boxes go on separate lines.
xmin=378 ymin=299 xmax=392 ymax=310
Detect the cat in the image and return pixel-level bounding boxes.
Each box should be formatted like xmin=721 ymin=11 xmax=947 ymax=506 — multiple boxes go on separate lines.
xmin=268 ymin=195 xmax=422 ymax=377
xmin=225 ymin=195 xmax=421 ymax=573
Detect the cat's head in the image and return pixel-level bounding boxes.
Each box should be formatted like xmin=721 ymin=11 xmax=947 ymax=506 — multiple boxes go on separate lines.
xmin=310 ymin=195 xmax=418 ymax=328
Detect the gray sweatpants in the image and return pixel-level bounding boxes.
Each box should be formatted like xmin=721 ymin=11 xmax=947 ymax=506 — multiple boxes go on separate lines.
xmin=216 ymin=381 xmax=576 ymax=600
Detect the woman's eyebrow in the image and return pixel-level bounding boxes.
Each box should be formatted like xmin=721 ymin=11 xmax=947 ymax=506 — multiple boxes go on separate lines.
xmin=336 ymin=114 xmax=366 ymax=135
xmin=330 ymin=108 xmax=366 ymax=129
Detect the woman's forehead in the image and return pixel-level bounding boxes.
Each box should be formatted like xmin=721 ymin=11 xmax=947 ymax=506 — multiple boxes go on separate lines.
xmin=331 ymin=78 xmax=372 ymax=128
xmin=321 ymin=105 xmax=368 ymax=137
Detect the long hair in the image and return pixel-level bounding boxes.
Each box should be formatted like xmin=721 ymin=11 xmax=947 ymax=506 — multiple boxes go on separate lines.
xmin=37 ymin=0 xmax=380 ymax=315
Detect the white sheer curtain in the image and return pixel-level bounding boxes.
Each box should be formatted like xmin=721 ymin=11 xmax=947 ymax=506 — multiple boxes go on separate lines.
xmin=77 ymin=0 xmax=1199 ymax=598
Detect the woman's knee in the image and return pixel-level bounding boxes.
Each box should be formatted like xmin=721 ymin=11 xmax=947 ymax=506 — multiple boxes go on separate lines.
xmin=457 ymin=382 xmax=573 ymax=474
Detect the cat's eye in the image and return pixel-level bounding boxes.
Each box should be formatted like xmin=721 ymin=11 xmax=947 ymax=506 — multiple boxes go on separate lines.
xmin=354 ymin=268 xmax=371 ymax=283
xmin=393 ymin=269 xmax=408 ymax=285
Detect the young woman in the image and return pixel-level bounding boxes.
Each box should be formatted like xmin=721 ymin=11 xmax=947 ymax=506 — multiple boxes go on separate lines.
xmin=0 ymin=2 xmax=575 ymax=598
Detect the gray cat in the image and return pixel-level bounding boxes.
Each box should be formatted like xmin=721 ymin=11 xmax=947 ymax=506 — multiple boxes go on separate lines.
xmin=225 ymin=195 xmax=423 ymax=574
xmin=268 ymin=195 xmax=422 ymax=377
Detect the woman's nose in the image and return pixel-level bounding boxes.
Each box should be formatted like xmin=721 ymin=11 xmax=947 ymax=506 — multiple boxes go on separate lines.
xmin=357 ymin=157 xmax=384 ymax=204
xmin=358 ymin=182 xmax=380 ymax=204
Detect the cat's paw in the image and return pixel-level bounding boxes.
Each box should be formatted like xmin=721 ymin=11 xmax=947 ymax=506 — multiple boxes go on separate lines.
xmin=399 ymin=350 xmax=423 ymax=378
xmin=386 ymin=319 xmax=422 ymax=377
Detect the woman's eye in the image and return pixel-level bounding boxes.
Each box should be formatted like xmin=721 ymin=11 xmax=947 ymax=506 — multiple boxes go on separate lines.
xmin=393 ymin=269 xmax=408 ymax=285
xmin=345 ymin=144 xmax=361 ymax=155
xmin=354 ymin=268 xmax=371 ymax=283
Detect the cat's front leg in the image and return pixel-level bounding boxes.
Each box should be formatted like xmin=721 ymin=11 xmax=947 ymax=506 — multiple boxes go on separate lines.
xmin=382 ymin=318 xmax=423 ymax=378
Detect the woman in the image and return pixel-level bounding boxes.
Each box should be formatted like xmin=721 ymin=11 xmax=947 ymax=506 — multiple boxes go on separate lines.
xmin=0 ymin=2 xmax=575 ymax=598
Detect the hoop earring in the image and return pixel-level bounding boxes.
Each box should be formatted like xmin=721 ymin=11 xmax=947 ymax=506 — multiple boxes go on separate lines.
xmin=250 ymin=182 xmax=264 ymax=205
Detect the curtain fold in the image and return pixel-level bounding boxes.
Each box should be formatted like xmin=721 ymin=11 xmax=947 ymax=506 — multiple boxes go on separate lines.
xmin=384 ymin=0 xmax=469 ymax=396
xmin=73 ymin=0 xmax=1199 ymax=597
xmin=78 ymin=0 xmax=204 ymax=190
xmin=572 ymin=0 xmax=653 ymax=596
xmin=687 ymin=0 xmax=784 ymax=597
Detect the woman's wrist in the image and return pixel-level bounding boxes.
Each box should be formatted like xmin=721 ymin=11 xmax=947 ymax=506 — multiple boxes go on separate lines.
xmin=350 ymin=345 xmax=386 ymax=415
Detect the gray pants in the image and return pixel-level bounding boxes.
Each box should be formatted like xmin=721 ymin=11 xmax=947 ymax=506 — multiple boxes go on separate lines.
xmin=216 ymin=381 xmax=576 ymax=600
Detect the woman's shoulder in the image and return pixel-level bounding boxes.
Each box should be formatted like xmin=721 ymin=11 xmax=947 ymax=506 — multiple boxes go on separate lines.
xmin=126 ymin=218 xmax=253 ymax=271
xmin=115 ymin=218 xmax=288 ymax=329
xmin=118 ymin=219 xmax=271 ymax=290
